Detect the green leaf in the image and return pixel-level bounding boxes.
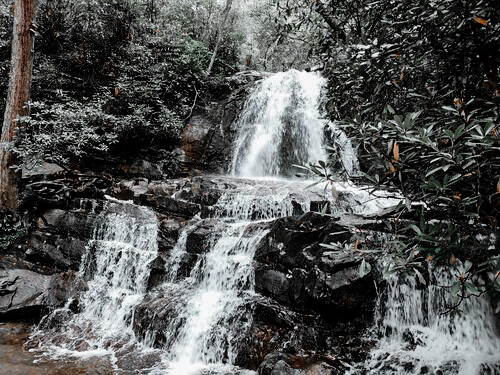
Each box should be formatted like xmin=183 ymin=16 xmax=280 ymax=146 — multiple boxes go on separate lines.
xmin=426 ymin=166 xmax=443 ymax=177
xmin=410 ymin=224 xmax=422 ymax=236
xmin=359 ymin=258 xmax=372 ymax=278
xmin=442 ymin=106 xmax=457 ymax=113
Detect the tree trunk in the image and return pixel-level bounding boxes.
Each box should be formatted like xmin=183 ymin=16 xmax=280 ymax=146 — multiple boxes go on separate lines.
xmin=0 ymin=0 xmax=37 ymax=212
xmin=206 ymin=0 xmax=233 ymax=76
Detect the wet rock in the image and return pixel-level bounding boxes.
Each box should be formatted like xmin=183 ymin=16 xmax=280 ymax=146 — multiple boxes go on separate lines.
xmin=172 ymin=252 xmax=199 ymax=279
xmin=244 ymin=210 xmax=379 ymax=369
xmin=257 ymin=352 xmax=344 ymax=375
xmin=255 ymin=268 xmax=290 ymax=305
xmin=258 ymin=352 xmax=301 ymax=375
xmin=114 ymin=350 xmax=162 ymax=373
xmin=37 ymin=208 xmax=96 ymax=239
xmin=120 ymin=159 xmax=163 ymax=179
xmin=158 ymin=218 xmax=183 ymax=254
xmin=185 ymin=220 xmax=219 ymax=254
xmin=180 ymin=84 xmax=251 ymax=175
xmin=148 ymin=180 xmax=187 ymax=197
xmin=253 ymin=211 xmax=373 ymax=315
xmin=402 ymin=328 xmax=424 ymax=351
xmin=255 ymin=212 xmax=343 ymax=271
xmin=112 ymin=179 xmax=149 ymax=200
xmin=26 ymin=232 xmax=87 ymax=271
xmin=137 ymin=194 xmax=201 ymax=218
xmin=133 ymin=291 xmax=187 ymax=348
xmin=147 ymin=255 xmax=168 ymax=289
xmin=303 ymin=264 xmax=373 ymax=312
xmin=0 ymin=269 xmax=82 ymax=322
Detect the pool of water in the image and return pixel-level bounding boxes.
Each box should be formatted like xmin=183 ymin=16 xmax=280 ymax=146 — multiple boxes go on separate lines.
xmin=0 ymin=322 xmax=114 ymax=375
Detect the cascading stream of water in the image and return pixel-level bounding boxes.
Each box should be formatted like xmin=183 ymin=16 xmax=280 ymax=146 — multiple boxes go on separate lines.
xmin=28 ymin=69 xmax=499 ymax=375
xmin=150 ymin=185 xmax=312 ymax=374
xmin=143 ymin=72 xmax=343 ymax=373
xmin=29 ymin=204 xmax=159 ymax=361
xmin=231 ymin=70 xmax=328 ymax=177
xmin=349 ymin=268 xmax=500 ymax=374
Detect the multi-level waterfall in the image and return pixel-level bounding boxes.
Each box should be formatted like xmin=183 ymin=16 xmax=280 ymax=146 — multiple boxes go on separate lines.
xmin=28 ymin=70 xmax=499 ymax=375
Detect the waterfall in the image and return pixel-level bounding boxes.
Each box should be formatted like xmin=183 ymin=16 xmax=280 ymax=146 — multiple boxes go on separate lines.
xmin=145 ymin=71 xmax=351 ymax=374
xmin=326 ymin=121 xmax=360 ymax=176
xmin=231 ymin=70 xmax=329 ymax=177
xmin=149 ymin=186 xmax=313 ymax=374
xmin=159 ymin=221 xmax=267 ymax=374
xmin=350 ymin=269 xmax=500 ymax=374
xmin=28 ymin=69 xmax=497 ymax=375
xmin=77 ymin=209 xmax=158 ymax=339
xmin=29 ymin=203 xmax=159 ymax=360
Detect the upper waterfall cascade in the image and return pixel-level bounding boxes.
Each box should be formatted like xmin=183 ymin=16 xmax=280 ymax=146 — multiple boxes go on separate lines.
xmin=232 ymin=70 xmax=344 ymax=177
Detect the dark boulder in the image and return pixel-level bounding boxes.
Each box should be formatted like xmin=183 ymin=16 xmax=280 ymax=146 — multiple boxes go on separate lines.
xmin=185 ymin=219 xmax=220 ymax=254
xmin=137 ymin=194 xmax=201 ymax=219
xmin=254 ymin=211 xmax=370 ymax=314
xmin=26 ymin=232 xmax=87 ymax=271
xmin=0 ymin=269 xmax=84 ymax=322
xmin=180 ymin=83 xmax=252 ymax=175
xmin=240 ymin=211 xmax=379 ymax=369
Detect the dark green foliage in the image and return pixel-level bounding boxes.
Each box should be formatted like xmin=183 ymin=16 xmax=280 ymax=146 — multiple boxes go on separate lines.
xmin=0 ymin=212 xmax=25 ymax=250
xmin=1 ymin=0 xmax=243 ymax=175
xmin=279 ymin=0 xmax=500 ymax=309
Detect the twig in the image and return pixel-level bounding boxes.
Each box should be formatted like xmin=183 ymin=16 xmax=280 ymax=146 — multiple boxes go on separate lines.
xmin=184 ymin=86 xmax=199 ymax=121
xmin=440 ymin=272 xmax=499 ymax=315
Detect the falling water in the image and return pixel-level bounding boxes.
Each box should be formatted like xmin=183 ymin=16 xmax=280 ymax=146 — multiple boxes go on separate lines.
xmin=231 ymin=70 xmax=328 ymax=177
xmin=159 ymin=222 xmax=267 ymax=374
xmin=326 ymin=121 xmax=360 ymax=176
xmin=350 ymin=269 xmax=500 ymax=374
xmin=29 ymin=203 xmax=158 ymax=361
xmin=27 ymin=70 xmax=497 ymax=375
xmin=152 ymin=71 xmax=382 ymax=374
xmin=147 ymin=184 xmax=317 ymax=374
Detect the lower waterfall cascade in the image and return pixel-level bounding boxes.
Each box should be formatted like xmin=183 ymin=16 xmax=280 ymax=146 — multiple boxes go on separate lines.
xmin=25 ymin=70 xmax=500 ymax=375
xmin=348 ymin=269 xmax=500 ymax=375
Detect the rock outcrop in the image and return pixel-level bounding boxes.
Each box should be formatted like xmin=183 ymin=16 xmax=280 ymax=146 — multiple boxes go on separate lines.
xmin=180 ymin=71 xmax=267 ymax=175
xmin=0 ymin=269 xmax=83 ymax=321
xmin=1 ymin=171 xmax=388 ymax=371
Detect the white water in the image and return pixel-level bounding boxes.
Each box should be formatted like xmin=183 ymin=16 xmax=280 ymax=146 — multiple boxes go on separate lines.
xmin=30 ymin=203 xmax=159 ymax=362
xmin=326 ymin=121 xmax=360 ymax=176
xmin=231 ymin=70 xmax=328 ymax=177
xmin=159 ymin=221 xmax=267 ymax=374
xmin=28 ymin=69 xmax=499 ymax=375
xmin=351 ymin=269 xmax=500 ymax=374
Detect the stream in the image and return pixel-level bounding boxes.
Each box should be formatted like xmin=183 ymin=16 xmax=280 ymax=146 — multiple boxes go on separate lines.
xmin=4 ymin=70 xmax=499 ymax=374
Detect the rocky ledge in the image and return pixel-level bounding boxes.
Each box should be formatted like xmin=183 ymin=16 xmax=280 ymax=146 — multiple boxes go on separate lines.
xmin=1 ymin=172 xmax=393 ymax=372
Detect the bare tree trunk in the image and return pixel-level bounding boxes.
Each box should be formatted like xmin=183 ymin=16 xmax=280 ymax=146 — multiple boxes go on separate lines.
xmin=0 ymin=0 xmax=37 ymax=212
xmin=206 ymin=0 xmax=233 ymax=76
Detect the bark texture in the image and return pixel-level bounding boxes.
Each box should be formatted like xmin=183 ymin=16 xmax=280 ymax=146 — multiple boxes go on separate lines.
xmin=0 ymin=0 xmax=37 ymax=212
xmin=206 ymin=0 xmax=233 ymax=75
